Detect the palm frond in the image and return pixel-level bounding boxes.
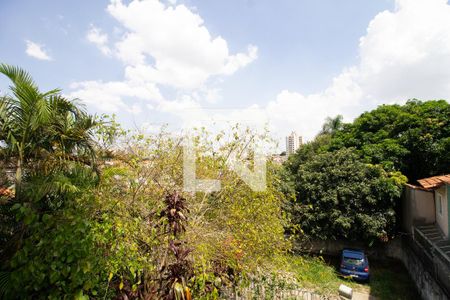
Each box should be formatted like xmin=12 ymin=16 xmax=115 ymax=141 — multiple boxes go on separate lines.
xmin=0 ymin=271 xmax=11 ymax=298
xmin=0 ymin=64 xmax=36 ymax=89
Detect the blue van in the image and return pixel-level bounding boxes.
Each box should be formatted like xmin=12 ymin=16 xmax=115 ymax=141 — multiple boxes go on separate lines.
xmin=339 ymin=249 xmax=370 ymax=281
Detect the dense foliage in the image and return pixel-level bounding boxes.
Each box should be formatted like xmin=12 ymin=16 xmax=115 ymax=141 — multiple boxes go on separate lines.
xmin=330 ymin=100 xmax=450 ymax=182
xmin=0 ymin=65 xmax=292 ymax=299
xmin=287 ymin=148 xmax=406 ymax=242
xmin=285 ymin=99 xmax=449 ymax=244
xmin=1 ymin=64 xmax=448 ymax=298
xmin=0 ymin=64 xmax=99 ymax=299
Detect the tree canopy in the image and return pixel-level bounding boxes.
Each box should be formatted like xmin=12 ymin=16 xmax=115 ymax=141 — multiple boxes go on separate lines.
xmin=284 ymin=99 xmax=449 ymax=244
xmin=287 ymin=148 xmax=406 ymax=243
xmin=330 ymin=100 xmax=450 ymax=182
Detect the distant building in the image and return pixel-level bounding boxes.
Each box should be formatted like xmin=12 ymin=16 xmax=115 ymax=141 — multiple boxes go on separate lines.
xmin=285 ymin=131 xmax=303 ymax=155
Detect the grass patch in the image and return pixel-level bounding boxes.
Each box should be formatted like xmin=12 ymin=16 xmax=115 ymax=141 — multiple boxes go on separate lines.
xmin=365 ymin=259 xmax=419 ymax=300
xmin=286 ymin=255 xmax=419 ymax=299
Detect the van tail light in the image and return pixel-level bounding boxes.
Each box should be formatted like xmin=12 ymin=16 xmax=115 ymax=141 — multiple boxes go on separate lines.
xmin=364 ymin=267 xmax=369 ymax=273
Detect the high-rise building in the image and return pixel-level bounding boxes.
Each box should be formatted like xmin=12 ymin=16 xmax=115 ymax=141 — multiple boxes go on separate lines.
xmin=286 ymin=131 xmax=303 ymax=155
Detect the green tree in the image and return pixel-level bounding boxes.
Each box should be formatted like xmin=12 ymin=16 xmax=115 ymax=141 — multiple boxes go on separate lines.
xmin=1 ymin=118 xmax=291 ymax=299
xmin=0 ymin=65 xmax=99 ymax=298
xmin=330 ymin=100 xmax=450 ymax=181
xmin=0 ymin=64 xmax=97 ymax=198
xmin=288 ymin=148 xmax=406 ymax=243
xmin=320 ymin=115 xmax=344 ymax=135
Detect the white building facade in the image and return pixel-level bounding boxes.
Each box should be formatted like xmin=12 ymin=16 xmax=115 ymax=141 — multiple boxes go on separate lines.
xmin=285 ymin=131 xmax=303 ymax=155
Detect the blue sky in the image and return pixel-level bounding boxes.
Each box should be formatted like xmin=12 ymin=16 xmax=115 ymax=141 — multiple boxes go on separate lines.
xmin=1 ymin=0 xmax=450 ymax=145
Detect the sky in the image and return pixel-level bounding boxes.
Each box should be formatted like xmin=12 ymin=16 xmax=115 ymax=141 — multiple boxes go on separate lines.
xmin=1 ymin=0 xmax=450 ymax=148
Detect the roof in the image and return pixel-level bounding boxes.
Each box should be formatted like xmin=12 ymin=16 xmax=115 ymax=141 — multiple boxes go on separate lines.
xmin=405 ymin=183 xmax=430 ymax=191
xmin=417 ymin=175 xmax=450 ymax=190
xmin=0 ymin=187 xmax=13 ymax=197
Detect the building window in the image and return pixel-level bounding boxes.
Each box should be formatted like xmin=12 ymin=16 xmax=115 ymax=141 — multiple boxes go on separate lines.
xmin=438 ymin=193 xmax=443 ymax=216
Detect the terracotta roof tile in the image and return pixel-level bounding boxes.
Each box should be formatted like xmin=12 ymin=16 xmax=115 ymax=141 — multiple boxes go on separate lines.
xmin=0 ymin=188 xmax=13 ymax=199
xmin=417 ymin=174 xmax=450 ymax=190
xmin=405 ymin=183 xmax=430 ymax=191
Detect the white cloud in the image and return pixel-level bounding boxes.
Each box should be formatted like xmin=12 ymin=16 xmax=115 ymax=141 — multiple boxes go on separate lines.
xmin=157 ymin=95 xmax=203 ymax=117
xmin=261 ymin=0 xmax=450 ymax=141
xmin=71 ymin=0 xmax=257 ymax=113
xmin=357 ymin=0 xmax=450 ymax=102
xmin=107 ymin=0 xmax=257 ymax=89
xmin=127 ymin=103 xmax=143 ymax=115
xmin=86 ymin=25 xmax=112 ymax=56
xmin=202 ymin=87 xmax=222 ymax=103
xmin=25 ymin=40 xmax=52 ymax=61
xmin=223 ymin=45 xmax=258 ymax=75
xmin=68 ymin=80 xmax=162 ymax=112
xmin=71 ymin=0 xmax=450 ymax=144
xmin=156 ymin=0 xmax=450 ymax=142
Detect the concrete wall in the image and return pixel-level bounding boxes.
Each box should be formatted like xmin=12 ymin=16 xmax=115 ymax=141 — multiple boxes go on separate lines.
xmin=435 ymin=185 xmax=449 ymax=239
xmin=448 ymin=184 xmax=450 ymax=239
xmin=403 ymin=185 xmax=435 ymax=233
xmin=299 ymin=238 xmax=403 ymax=261
xmin=399 ymin=239 xmax=450 ymax=300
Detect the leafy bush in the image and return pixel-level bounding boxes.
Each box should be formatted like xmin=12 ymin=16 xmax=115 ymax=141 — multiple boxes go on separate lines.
xmin=284 ymin=100 xmax=448 ymax=244
xmin=287 ymin=148 xmax=406 ymax=243
xmin=1 ymin=124 xmax=292 ymax=299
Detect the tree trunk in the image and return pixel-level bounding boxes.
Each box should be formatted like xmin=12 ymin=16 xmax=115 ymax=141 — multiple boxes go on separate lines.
xmin=15 ymin=153 xmax=22 ymax=201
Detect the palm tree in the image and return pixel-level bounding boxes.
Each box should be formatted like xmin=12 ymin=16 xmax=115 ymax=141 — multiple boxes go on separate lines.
xmin=0 ymin=65 xmax=99 ymax=297
xmin=0 ymin=64 xmax=97 ymax=200
xmin=0 ymin=65 xmax=52 ymax=196
xmin=320 ymin=115 xmax=344 ymax=135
